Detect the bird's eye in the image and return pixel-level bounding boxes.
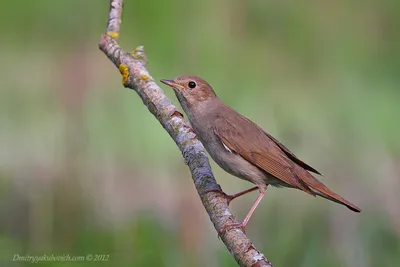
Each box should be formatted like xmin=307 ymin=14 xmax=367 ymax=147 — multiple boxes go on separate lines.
xmin=188 ymin=81 xmax=196 ymax=89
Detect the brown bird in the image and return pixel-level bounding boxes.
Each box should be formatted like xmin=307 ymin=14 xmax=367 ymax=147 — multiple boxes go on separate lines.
xmin=161 ymin=76 xmax=361 ymax=233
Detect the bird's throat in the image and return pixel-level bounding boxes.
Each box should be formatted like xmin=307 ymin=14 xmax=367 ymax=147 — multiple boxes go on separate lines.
xmin=174 ymin=91 xmax=193 ymax=117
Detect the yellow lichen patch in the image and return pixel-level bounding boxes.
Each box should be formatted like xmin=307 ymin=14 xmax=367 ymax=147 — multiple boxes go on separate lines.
xmin=107 ymin=31 xmax=119 ymax=39
xmin=140 ymin=74 xmax=150 ymax=80
xmin=118 ymin=64 xmax=129 ymax=85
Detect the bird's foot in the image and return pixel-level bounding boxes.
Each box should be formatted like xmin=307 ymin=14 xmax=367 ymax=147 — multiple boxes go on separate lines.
xmin=219 ymin=221 xmax=246 ymax=235
xmin=204 ymin=186 xmax=258 ymax=206
xmin=204 ymin=188 xmax=238 ymax=206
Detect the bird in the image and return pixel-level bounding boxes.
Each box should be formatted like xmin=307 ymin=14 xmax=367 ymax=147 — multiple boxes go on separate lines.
xmin=160 ymin=75 xmax=361 ymax=234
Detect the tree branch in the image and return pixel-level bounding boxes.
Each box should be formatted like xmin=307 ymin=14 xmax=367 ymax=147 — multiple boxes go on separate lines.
xmin=98 ymin=1 xmax=273 ymax=266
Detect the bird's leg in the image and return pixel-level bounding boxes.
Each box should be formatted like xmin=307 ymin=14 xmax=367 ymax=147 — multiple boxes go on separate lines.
xmin=225 ymin=186 xmax=258 ymax=205
xmin=204 ymin=186 xmax=258 ymax=205
xmin=220 ymin=187 xmax=267 ymax=235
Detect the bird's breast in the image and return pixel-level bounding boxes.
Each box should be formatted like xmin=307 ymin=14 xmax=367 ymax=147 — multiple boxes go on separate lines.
xmin=192 ymin=125 xmax=267 ymax=186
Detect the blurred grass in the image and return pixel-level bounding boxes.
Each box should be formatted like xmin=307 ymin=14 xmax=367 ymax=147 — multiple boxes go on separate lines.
xmin=0 ymin=0 xmax=399 ymax=266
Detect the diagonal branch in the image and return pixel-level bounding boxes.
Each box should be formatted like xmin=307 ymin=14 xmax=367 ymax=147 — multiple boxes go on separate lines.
xmin=98 ymin=1 xmax=273 ymax=266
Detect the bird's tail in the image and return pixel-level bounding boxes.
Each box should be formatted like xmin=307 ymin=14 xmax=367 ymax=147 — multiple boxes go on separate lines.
xmin=296 ymin=166 xmax=361 ymax=212
xmin=313 ymin=190 xmax=361 ymax=212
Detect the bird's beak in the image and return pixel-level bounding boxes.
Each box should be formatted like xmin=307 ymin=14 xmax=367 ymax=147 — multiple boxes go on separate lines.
xmin=160 ymin=79 xmax=173 ymax=86
xmin=160 ymin=79 xmax=183 ymax=91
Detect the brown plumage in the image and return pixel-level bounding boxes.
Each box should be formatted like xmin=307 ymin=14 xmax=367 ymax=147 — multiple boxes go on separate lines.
xmin=161 ymin=75 xmax=361 ymax=233
xmin=213 ymin=112 xmax=360 ymax=212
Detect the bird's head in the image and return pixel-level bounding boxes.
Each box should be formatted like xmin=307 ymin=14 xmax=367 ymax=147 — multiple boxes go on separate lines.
xmin=160 ymin=75 xmax=217 ymax=110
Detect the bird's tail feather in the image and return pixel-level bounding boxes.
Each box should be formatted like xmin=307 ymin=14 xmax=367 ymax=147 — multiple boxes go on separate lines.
xmin=296 ymin=166 xmax=361 ymax=212
xmin=313 ymin=190 xmax=361 ymax=212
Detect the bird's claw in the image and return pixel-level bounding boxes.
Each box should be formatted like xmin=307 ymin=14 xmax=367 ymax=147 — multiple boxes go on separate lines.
xmin=219 ymin=222 xmax=246 ymax=236
xmin=204 ymin=188 xmax=235 ymax=205
xmin=204 ymin=188 xmax=229 ymax=199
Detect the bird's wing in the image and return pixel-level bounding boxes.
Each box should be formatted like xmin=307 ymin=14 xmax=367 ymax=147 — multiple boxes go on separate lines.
xmin=213 ymin=115 xmax=315 ymax=195
xmin=213 ymin=113 xmax=361 ymax=212
xmin=263 ymin=132 xmax=322 ymax=175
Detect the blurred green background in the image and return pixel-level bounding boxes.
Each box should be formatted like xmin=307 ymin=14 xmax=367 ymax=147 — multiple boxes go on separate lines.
xmin=1 ymin=0 xmax=399 ymax=266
